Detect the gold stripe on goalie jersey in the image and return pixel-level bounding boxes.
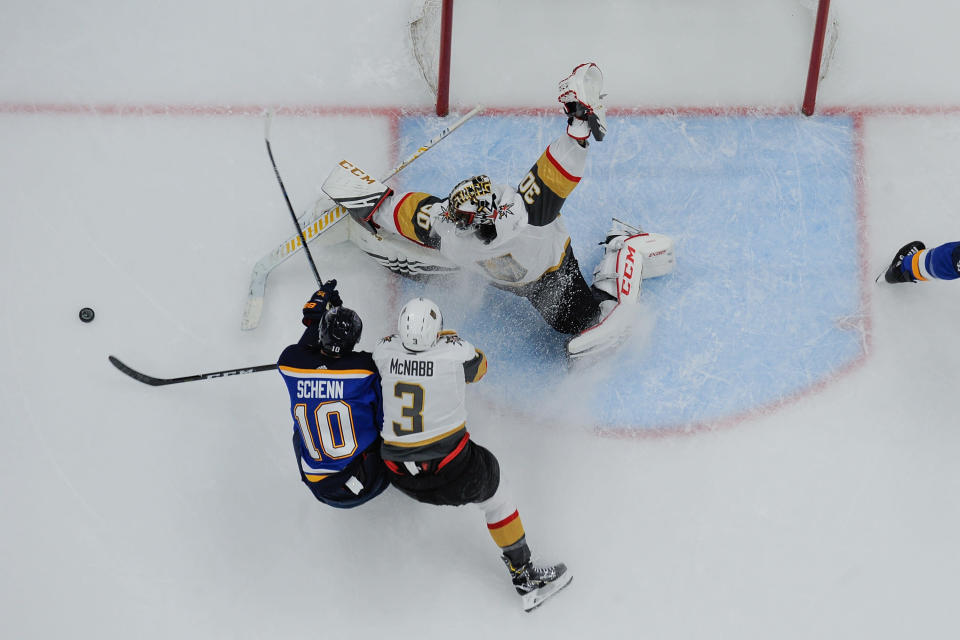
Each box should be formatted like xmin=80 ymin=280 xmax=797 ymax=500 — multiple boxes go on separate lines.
xmin=383 ymin=423 xmax=466 ymax=448
xmin=534 ymin=147 xmax=581 ymax=199
xmin=393 ymin=192 xmax=435 ymax=246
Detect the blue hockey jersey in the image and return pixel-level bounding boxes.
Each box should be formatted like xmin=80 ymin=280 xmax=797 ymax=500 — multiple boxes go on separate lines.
xmin=278 ymin=332 xmax=383 ymax=481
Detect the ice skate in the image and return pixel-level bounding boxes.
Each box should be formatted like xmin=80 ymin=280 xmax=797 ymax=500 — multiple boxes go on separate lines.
xmin=502 ymin=556 xmax=573 ymax=612
xmin=606 ymin=217 xmax=642 ymax=242
xmin=879 ymin=240 xmax=925 ymax=284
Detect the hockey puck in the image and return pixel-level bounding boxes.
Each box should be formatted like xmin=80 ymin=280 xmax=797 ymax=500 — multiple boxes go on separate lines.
xmin=79 ymin=307 xmax=95 ymax=323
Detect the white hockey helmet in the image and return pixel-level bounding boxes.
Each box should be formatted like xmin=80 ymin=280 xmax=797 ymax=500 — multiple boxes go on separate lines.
xmin=398 ymin=297 xmax=443 ymax=352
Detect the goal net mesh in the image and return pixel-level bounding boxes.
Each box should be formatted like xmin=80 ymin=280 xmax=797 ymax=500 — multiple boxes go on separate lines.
xmin=408 ymin=0 xmax=443 ymax=96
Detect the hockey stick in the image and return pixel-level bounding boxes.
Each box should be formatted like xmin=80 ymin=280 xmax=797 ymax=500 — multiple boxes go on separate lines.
xmin=108 ymin=355 xmax=276 ymax=386
xmin=264 ymin=110 xmax=323 ymax=288
xmin=240 ymin=104 xmax=485 ymax=330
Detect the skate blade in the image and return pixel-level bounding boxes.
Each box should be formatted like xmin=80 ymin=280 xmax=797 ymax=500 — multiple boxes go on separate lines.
xmin=610 ymin=216 xmax=643 ymax=235
xmin=521 ymin=573 xmax=573 ymax=612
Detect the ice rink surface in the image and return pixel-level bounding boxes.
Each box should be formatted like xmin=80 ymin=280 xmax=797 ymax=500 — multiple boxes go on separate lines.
xmin=2 ymin=1 xmax=959 ymax=638
xmin=397 ymin=113 xmax=861 ymax=429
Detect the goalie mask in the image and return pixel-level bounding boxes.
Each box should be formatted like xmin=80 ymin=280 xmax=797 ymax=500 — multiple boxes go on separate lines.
xmin=398 ymin=297 xmax=443 ymax=352
xmin=445 ymin=175 xmax=497 ymax=232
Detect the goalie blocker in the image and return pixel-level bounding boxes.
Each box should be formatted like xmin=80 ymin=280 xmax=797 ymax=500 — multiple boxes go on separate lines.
xmin=322 ymin=158 xmax=460 ymax=278
xmin=321 ymin=160 xmax=394 ymax=235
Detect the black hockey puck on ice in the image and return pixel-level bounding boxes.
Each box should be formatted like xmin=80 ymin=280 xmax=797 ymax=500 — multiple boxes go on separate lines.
xmin=79 ymin=307 xmax=95 ymax=323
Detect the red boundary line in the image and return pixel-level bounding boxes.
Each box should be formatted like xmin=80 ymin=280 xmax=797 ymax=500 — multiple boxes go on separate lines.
xmin=7 ymin=101 xmax=960 ymax=118
xmin=4 ymin=100 xmax=943 ymax=437
xmin=0 ymin=102 xmax=409 ymax=117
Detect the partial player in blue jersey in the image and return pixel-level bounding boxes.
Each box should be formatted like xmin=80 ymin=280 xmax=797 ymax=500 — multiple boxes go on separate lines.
xmin=883 ymin=240 xmax=960 ymax=284
xmin=277 ymin=281 xmax=389 ymax=508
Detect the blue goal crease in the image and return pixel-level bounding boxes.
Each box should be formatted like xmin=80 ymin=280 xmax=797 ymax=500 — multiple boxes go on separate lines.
xmin=392 ymin=114 xmax=859 ymax=431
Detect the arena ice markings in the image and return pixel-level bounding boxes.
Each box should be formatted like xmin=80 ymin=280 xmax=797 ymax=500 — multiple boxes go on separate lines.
xmin=393 ymin=113 xmax=861 ymax=432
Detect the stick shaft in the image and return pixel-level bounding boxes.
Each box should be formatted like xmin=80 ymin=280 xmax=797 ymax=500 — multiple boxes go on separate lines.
xmin=109 ymin=356 xmax=276 ymax=386
xmin=264 ymin=111 xmax=323 ymax=287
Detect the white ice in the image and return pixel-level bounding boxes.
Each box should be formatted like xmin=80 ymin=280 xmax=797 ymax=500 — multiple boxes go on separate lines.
xmin=2 ymin=1 xmax=959 ymax=638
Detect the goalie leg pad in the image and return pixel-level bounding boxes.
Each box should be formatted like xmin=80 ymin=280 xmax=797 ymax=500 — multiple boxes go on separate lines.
xmin=347 ymin=219 xmax=459 ymax=278
xmin=632 ymin=232 xmax=675 ymax=279
xmin=593 ymin=232 xmax=675 ymax=299
xmin=567 ymin=235 xmax=647 ymax=359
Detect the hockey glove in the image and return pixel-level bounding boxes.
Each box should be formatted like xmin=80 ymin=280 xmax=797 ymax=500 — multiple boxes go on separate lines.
xmin=563 ymin=101 xmax=606 ymax=143
xmin=302 ymin=280 xmax=342 ymax=326
xmin=558 ymin=63 xmax=607 ymax=142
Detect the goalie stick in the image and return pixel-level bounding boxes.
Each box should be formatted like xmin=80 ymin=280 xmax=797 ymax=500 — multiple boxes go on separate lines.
xmin=240 ymin=104 xmax=484 ymax=331
xmin=108 ymin=355 xmax=276 ymax=386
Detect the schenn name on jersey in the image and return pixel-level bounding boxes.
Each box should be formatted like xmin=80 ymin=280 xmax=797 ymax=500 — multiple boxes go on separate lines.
xmin=296 ymin=379 xmax=345 ymax=399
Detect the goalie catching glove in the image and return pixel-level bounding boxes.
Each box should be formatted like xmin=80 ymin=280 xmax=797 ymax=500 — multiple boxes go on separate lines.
xmin=558 ymin=62 xmax=607 ymax=142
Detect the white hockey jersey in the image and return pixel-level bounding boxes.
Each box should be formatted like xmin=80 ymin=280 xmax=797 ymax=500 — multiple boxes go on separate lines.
xmin=369 ymin=135 xmax=588 ymax=287
xmin=372 ymin=331 xmax=487 ymax=461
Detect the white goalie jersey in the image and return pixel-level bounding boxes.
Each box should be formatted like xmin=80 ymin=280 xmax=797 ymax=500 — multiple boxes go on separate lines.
xmin=368 ymin=134 xmax=589 ymax=287
xmin=373 ymin=331 xmax=487 ymax=462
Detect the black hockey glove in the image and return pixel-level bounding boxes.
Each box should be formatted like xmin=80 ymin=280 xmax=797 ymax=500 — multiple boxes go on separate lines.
xmin=302 ymin=280 xmax=342 ymax=326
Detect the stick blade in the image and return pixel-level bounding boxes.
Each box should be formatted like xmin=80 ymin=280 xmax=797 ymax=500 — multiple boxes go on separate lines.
xmin=108 ymin=355 xmax=175 ymax=386
xmin=241 ymin=295 xmax=265 ymax=331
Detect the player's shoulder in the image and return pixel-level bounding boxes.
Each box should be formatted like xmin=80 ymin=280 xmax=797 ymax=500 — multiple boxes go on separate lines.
xmin=333 ymin=350 xmax=378 ymax=373
xmin=277 ymin=343 xmax=319 ymax=370
xmin=493 ymin=183 xmax=521 ymax=208
xmin=434 ymin=330 xmax=477 ymax=358
xmin=277 ymin=343 xmax=299 ymax=365
xmin=278 ymin=345 xmax=376 ymax=375
xmin=373 ymin=334 xmax=402 ymax=356
xmin=373 ymin=332 xmax=476 ymax=362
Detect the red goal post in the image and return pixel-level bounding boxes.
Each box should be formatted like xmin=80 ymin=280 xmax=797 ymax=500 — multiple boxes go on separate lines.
xmin=409 ymin=0 xmax=454 ymax=116
xmin=802 ymin=0 xmax=833 ymax=116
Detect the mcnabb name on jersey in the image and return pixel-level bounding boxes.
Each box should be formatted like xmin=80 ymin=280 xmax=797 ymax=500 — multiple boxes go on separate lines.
xmin=389 ymin=358 xmax=435 ymax=377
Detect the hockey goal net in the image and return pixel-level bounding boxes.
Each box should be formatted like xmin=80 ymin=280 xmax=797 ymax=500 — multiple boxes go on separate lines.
xmin=409 ymin=0 xmax=833 ymax=117
xmin=409 ymin=0 xmax=454 ymax=116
